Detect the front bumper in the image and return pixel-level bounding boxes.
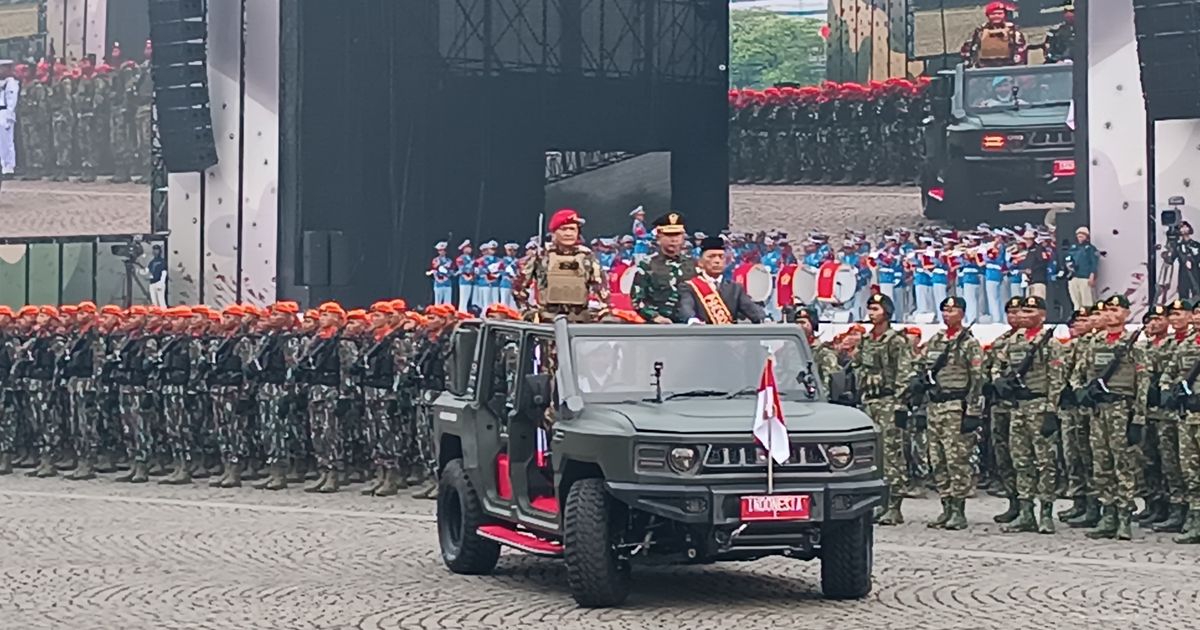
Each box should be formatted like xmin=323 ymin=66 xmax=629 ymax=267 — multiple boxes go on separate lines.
xmin=604 ymin=477 xmax=887 ymax=526
xmin=960 ymin=155 xmax=1075 ymax=203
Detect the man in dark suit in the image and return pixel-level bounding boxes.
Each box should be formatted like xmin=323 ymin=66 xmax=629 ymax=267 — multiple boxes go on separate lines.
xmin=678 ymin=236 xmax=767 ymax=324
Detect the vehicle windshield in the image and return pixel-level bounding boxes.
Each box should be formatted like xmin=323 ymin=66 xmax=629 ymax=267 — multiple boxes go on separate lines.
xmin=570 ymin=334 xmax=814 ymax=402
xmin=964 ymin=67 xmax=1072 ymax=112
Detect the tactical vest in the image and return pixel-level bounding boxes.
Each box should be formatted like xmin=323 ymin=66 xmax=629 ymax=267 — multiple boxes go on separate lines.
xmin=1090 ymin=334 xmax=1138 ymax=397
xmin=258 ymin=337 xmax=289 ymax=384
xmin=979 ymin=25 xmax=1013 ymax=62
xmin=28 ymin=338 xmax=56 ymax=380
xmin=159 ymin=338 xmax=192 ymax=385
xmin=543 ymin=251 xmax=589 ymax=307
xmin=299 ymin=338 xmax=341 ymax=387
xmin=209 ymin=338 xmax=245 ymax=387
xmin=930 ymin=332 xmax=973 ymax=392
xmin=1005 ymin=332 xmax=1051 ymax=396
xmin=362 ymin=336 xmax=398 ymax=389
xmin=113 ymin=337 xmax=149 ymax=386
xmin=860 ymin=330 xmax=903 ymax=398
xmin=64 ymin=334 xmax=96 ymax=379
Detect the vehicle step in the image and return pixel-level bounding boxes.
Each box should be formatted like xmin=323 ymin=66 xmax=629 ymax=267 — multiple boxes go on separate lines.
xmin=530 ymin=495 xmax=559 ymax=515
xmin=477 ymin=524 xmax=563 ymax=558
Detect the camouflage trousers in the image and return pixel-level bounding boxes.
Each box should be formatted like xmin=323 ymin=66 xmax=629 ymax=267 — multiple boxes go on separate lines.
xmin=1090 ymin=400 xmax=1140 ymax=510
xmin=28 ymin=381 xmax=60 ymax=456
xmin=1061 ymin=408 xmax=1094 ymax=499
xmin=210 ymin=386 xmax=248 ymax=463
xmin=256 ymin=383 xmax=293 ymax=465
xmin=1151 ymin=419 xmax=1187 ymax=504
xmin=1010 ymin=403 xmax=1058 ymax=503
xmin=78 ymin=112 xmax=98 ymax=173
xmin=1178 ymin=421 xmax=1200 ymax=511
xmin=51 ymin=114 xmax=74 ymax=171
xmin=991 ymin=410 xmax=1017 ymax=497
xmin=118 ymin=386 xmax=155 ymax=463
xmin=364 ymin=386 xmax=410 ymax=471
xmin=904 ymin=424 xmax=929 ymax=481
xmin=160 ymin=386 xmax=193 ymax=462
xmin=864 ymin=396 xmax=908 ymax=497
xmin=308 ymin=385 xmax=344 ymax=471
xmin=415 ymin=394 xmax=439 ymax=478
xmin=68 ymin=378 xmax=100 ymax=461
xmin=927 ymin=401 xmax=974 ymax=500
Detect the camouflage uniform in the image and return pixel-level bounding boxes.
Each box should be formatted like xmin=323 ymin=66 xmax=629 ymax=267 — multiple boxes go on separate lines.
xmin=1161 ymin=329 xmax=1200 ymax=542
xmin=919 ymin=327 xmax=984 ymax=529
xmin=156 ymin=333 xmax=202 ymax=479
xmin=513 ymin=244 xmax=608 ymax=323
xmin=0 ymin=334 xmax=15 ymax=470
xmin=962 ymin=22 xmax=1028 ymax=68
xmin=249 ymin=332 xmax=300 ymax=468
xmin=985 ymin=328 xmax=1020 ymax=500
xmin=1058 ymin=334 xmax=1096 ymax=519
xmin=994 ymin=328 xmax=1064 ymax=533
xmin=851 ymin=326 xmax=913 ymax=523
xmin=206 ymin=334 xmax=254 ymax=479
xmin=21 ymin=334 xmax=66 ymax=474
xmin=359 ymin=329 xmax=411 ymax=495
xmin=48 ymin=76 xmax=75 ymax=181
xmin=631 ymin=251 xmax=696 ymax=323
xmin=132 ymin=62 xmax=154 ymax=181
xmin=109 ymin=65 xmax=136 ymax=182
xmin=298 ymin=332 xmax=359 ymax=490
xmin=1074 ymin=329 xmax=1149 ymax=538
xmin=111 ymin=333 xmax=160 ymax=478
xmin=1139 ymin=332 xmax=1177 ymax=519
xmin=74 ymin=73 xmax=100 ymax=181
xmin=1044 ymin=21 xmax=1074 ymax=64
xmin=62 ymin=328 xmax=106 ymax=478
xmin=16 ymin=80 xmax=50 ymax=179
xmin=812 ymin=341 xmax=840 ymax=399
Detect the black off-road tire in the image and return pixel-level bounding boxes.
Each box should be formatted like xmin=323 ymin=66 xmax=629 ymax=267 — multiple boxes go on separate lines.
xmin=563 ymin=478 xmax=630 ymax=608
xmin=820 ymin=514 xmax=874 ymax=600
xmin=437 ymin=459 xmax=501 ymax=575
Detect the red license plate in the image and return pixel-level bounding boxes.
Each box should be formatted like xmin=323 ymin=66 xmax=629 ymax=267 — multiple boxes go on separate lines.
xmin=740 ymin=494 xmax=812 ymax=521
xmin=1052 ymin=159 xmax=1076 ymax=177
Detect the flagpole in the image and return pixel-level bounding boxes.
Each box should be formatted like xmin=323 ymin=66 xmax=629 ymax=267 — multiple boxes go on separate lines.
xmin=767 ymin=352 xmax=775 ymax=496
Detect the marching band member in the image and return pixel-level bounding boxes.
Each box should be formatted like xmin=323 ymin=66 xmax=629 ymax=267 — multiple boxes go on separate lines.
xmin=454 ymin=240 xmax=474 ymax=313
xmin=427 ymin=242 xmax=454 ymax=305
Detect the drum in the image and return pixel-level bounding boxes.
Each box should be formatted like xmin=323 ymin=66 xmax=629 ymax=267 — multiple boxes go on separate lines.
xmin=832 ymin=265 xmax=858 ymax=305
xmin=746 ymin=264 xmax=773 ymax=303
xmin=793 ymin=266 xmax=817 ymax=305
xmin=619 ymin=266 xmax=638 ymax=294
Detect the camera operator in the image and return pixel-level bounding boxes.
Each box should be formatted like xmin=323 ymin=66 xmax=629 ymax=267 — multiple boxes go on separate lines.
xmin=1163 ymin=221 xmax=1200 ymax=300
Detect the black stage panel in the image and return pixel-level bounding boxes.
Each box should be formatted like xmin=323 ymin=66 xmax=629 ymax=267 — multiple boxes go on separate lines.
xmin=279 ymin=0 xmax=728 ymax=307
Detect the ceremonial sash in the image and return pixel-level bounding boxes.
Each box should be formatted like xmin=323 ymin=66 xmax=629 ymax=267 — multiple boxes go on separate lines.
xmin=776 ymin=263 xmax=797 ymax=308
xmin=688 ymin=277 xmax=734 ymax=325
xmin=815 ymin=260 xmax=840 ymax=302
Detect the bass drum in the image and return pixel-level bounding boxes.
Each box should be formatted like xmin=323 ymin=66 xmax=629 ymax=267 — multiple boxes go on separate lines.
xmin=619 ymin=266 xmax=638 ymax=294
xmin=746 ymin=264 xmax=773 ymax=303
xmin=793 ymin=267 xmax=817 ymax=305
xmin=832 ymin=264 xmax=859 ymax=305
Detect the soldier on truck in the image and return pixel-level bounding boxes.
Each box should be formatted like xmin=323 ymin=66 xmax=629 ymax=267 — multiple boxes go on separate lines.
xmin=961 ymin=2 xmax=1028 ymax=69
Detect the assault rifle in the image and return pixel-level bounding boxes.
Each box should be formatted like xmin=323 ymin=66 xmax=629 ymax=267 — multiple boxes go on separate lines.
xmin=904 ymin=325 xmax=973 ymax=406
xmin=1080 ymin=329 xmax=1143 ymax=407
xmin=993 ymin=328 xmax=1057 ymax=401
xmin=1167 ymin=348 xmax=1200 ymax=413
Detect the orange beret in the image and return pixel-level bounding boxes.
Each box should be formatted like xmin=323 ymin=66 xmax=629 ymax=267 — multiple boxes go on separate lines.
xmin=148 ymin=306 xmax=165 ymax=315
xmin=77 ymin=301 xmax=97 ymax=314
xmin=304 ymin=309 xmax=319 ymax=320
xmin=389 ymin=299 xmax=408 ymax=312
xmin=318 ymin=302 xmax=345 ymax=315
xmin=167 ymin=306 xmax=192 ymax=318
xmin=273 ymin=301 xmax=300 ymax=314
xmin=222 ymin=305 xmax=244 ymax=317
xmin=371 ymin=301 xmax=395 ymax=314
xmin=0 ymin=306 xmax=13 ymax=317
xmin=408 ymin=313 xmax=429 ymax=327
xmin=61 ymin=305 xmax=79 ymax=315
xmin=346 ymin=309 xmax=368 ymax=322
xmin=40 ymin=305 xmax=59 ymax=318
xmin=191 ymin=305 xmax=211 ymax=315
xmin=905 ymin=327 xmax=923 ymax=337
xmin=456 ymin=310 xmax=473 ymax=320
xmin=101 ymin=305 xmax=124 ymax=316
xmin=128 ymin=305 xmax=149 ymax=316
xmin=18 ymin=306 xmax=38 ymax=317
xmin=206 ymin=311 xmax=222 ymax=322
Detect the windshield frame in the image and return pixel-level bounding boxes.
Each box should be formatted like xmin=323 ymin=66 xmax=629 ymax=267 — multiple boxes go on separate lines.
xmin=959 ymin=63 xmax=1073 ymax=114
xmin=562 ymin=324 xmax=818 ymax=406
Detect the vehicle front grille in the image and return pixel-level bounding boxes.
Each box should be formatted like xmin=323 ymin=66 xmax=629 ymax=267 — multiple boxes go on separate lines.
xmin=1028 ymin=129 xmax=1073 ymax=148
xmin=702 ymin=443 xmax=829 ymax=473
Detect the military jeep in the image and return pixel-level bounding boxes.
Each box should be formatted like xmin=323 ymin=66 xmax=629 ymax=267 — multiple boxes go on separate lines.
xmin=920 ymin=62 xmax=1075 ymax=224
xmin=432 ymin=317 xmax=885 ymax=607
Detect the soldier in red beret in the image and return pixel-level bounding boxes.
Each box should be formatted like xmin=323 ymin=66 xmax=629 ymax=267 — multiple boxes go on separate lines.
xmin=961 ymin=2 xmax=1028 ymax=68
xmin=513 ymin=209 xmax=608 ymax=322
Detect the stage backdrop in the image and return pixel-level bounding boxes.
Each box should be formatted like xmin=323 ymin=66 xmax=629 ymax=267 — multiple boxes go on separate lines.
xmin=165 ymin=0 xmax=280 ymax=308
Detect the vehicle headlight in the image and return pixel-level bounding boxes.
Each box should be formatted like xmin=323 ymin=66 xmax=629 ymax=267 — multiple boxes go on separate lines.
xmin=668 ymin=446 xmax=700 ymax=474
xmin=825 ymin=444 xmax=853 ymax=469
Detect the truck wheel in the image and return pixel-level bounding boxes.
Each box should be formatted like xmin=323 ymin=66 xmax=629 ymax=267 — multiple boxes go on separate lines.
xmin=437 ymin=459 xmax=501 ymax=575
xmin=820 ymin=514 xmax=874 ymax=600
xmin=563 ymin=478 xmax=630 ymax=608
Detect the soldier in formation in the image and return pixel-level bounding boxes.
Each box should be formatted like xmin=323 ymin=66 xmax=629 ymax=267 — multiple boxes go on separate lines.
xmin=10 ymin=46 xmax=153 ymax=183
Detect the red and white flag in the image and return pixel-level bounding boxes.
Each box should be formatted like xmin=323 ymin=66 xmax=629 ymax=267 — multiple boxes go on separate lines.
xmin=753 ymin=355 xmax=790 ymax=465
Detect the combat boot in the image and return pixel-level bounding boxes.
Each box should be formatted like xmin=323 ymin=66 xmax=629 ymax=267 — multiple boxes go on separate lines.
xmin=0 ymin=452 xmax=12 ymax=475
xmin=1174 ymin=512 xmax=1200 ymax=544
xmin=373 ymin=469 xmax=403 ymax=497
xmin=209 ymin=461 xmax=231 ymax=487
xmin=903 ymin=481 xmax=927 ymax=499
xmin=14 ymin=449 xmax=37 ymax=468
xmin=161 ymin=458 xmax=193 ymax=485
xmin=993 ymin=496 xmax=1020 ymax=524
xmin=1037 ymin=501 xmax=1056 ymax=534
xmin=94 ymin=453 xmax=117 ymax=473
xmin=28 ymin=454 xmax=57 ymax=478
xmin=113 ymin=463 xmax=137 ymax=482
xmin=264 ymin=463 xmax=288 ymax=491
xmin=876 ymin=497 xmax=904 ymax=526
xmin=54 ymin=453 xmax=77 ymax=471
xmin=1136 ymin=499 xmax=1168 ymax=525
xmin=1001 ymin=500 xmax=1038 ymax=533
xmin=406 ymin=464 xmax=427 ymax=486
xmin=159 ymin=457 xmax=183 ymax=484
xmin=943 ymin=499 xmax=968 ymax=531
xmin=189 ymin=458 xmax=210 ymax=479
xmin=220 ymin=462 xmax=243 ymax=488
xmin=1068 ymin=498 xmax=1102 ymax=528
xmin=68 ymin=457 xmax=96 ymax=481
xmin=927 ymin=498 xmax=952 ymax=529
xmin=317 ymin=470 xmax=340 ymax=494
xmin=1116 ymin=509 xmax=1134 ymax=541
xmin=361 ymin=466 xmax=385 ymax=496
xmin=1154 ymin=504 xmax=1189 ymax=533
xmin=286 ymin=458 xmax=307 ymax=483
xmin=254 ymin=462 xmax=280 ymax=490
xmin=1086 ymin=505 xmax=1118 ymax=539
xmin=130 ymin=462 xmax=150 ymax=483
xmin=304 ymin=470 xmax=330 ymax=493
xmin=412 ymin=480 xmax=438 ymax=500
xmin=1057 ymin=496 xmax=1087 ymax=522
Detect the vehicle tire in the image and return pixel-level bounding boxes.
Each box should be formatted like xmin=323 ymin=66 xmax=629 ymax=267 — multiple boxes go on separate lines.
xmin=437 ymin=458 xmax=501 ymax=575
xmin=563 ymin=478 xmax=630 ymax=608
xmin=820 ymin=514 xmax=874 ymax=600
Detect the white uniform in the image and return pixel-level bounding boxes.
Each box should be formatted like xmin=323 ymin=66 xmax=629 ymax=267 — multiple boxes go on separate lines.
xmin=0 ymin=74 xmax=19 ymax=175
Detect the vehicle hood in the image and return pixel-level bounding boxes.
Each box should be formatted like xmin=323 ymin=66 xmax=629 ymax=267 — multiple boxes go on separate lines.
xmin=592 ymin=399 xmax=874 ymax=434
xmin=954 ymin=106 xmax=1071 ymax=129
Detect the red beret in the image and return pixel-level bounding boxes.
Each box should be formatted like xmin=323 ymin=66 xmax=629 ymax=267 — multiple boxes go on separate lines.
xmin=548 ymin=209 xmax=584 ymax=232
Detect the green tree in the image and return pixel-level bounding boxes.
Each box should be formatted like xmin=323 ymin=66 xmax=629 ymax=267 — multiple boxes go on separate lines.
xmin=729 ymin=9 xmax=827 ymax=89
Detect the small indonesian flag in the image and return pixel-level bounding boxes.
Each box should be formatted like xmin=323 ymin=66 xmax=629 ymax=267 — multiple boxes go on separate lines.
xmin=753 ymin=354 xmax=790 ymax=465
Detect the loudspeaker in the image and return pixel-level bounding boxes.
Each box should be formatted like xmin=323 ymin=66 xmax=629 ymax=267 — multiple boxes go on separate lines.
xmin=1134 ymin=0 xmax=1200 ymax=120
xmin=148 ymin=0 xmax=218 ymax=172
xmin=301 ymin=231 xmax=330 ymax=286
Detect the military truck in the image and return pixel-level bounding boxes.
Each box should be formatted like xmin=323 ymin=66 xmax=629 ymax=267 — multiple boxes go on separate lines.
xmin=920 ymin=62 xmax=1075 ymax=223
xmin=432 ymin=317 xmax=885 ymax=608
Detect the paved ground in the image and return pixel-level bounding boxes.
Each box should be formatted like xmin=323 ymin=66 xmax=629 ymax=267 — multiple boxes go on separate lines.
xmin=2 ymin=473 xmax=1197 ymax=630
xmin=730 ymin=185 xmax=931 ymax=238
xmin=0 ymin=179 xmax=151 ymax=239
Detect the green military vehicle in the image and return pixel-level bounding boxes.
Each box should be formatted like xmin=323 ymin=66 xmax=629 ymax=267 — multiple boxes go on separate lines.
xmin=920 ymin=62 xmax=1075 ymax=223
xmin=432 ymin=317 xmax=885 ymax=607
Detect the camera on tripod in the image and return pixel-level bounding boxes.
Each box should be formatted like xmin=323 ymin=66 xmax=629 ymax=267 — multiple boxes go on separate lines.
xmin=111 ymin=238 xmax=145 ymax=261
xmin=1163 ymin=196 xmax=1187 ymax=242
